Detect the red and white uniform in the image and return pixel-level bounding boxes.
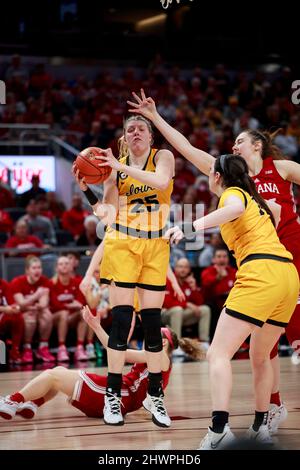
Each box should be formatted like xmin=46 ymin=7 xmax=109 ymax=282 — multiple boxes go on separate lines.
xmin=10 ymin=275 xmax=51 ymax=302
xmin=253 ymin=157 xmax=300 ymax=349
xmin=0 ymin=279 xmax=14 ymax=323
xmin=253 ymin=157 xmax=300 ymax=259
xmin=49 ymin=278 xmax=85 ymax=313
xmin=70 ymin=363 xmax=171 ymax=418
xmin=0 ymin=279 xmax=24 ymax=350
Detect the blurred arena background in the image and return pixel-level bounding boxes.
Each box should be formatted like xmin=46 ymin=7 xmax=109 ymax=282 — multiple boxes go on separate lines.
xmin=0 ymin=0 xmax=300 ymax=369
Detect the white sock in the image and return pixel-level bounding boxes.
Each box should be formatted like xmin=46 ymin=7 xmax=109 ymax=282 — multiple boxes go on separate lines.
xmin=39 ymin=342 xmax=48 ymax=348
xmin=24 ymin=343 xmax=32 ymax=350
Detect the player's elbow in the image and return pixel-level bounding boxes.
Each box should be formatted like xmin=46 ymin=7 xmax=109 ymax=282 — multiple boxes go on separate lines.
xmin=234 ymin=206 xmax=245 ymax=218
xmin=156 ymin=177 xmax=170 ymax=191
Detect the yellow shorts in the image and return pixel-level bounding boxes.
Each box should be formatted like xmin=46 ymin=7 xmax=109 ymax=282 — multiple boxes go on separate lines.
xmin=225 ymin=258 xmax=299 ymax=327
xmin=100 ymin=231 xmax=170 ymax=291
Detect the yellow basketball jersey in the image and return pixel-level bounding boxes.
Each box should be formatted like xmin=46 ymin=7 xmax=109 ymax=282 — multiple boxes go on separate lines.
xmin=218 ymin=187 xmax=293 ymax=266
xmin=109 ymin=148 xmax=173 ymax=238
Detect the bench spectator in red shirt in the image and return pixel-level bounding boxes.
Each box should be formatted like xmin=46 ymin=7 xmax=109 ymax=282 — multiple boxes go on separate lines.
xmin=62 ymin=194 xmax=89 ymax=240
xmin=50 ymin=256 xmax=87 ymax=362
xmin=201 ymin=248 xmax=237 ymax=311
xmin=10 ymin=256 xmax=54 ymax=364
xmin=5 ymin=219 xmax=44 ymax=257
xmin=0 ymin=278 xmax=24 ymax=363
xmin=162 ymin=258 xmax=211 ymax=345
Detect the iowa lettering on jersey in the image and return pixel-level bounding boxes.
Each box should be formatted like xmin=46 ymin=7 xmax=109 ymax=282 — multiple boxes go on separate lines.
xmin=126 ymin=183 xmax=154 ymax=196
xmin=256 ymin=182 xmax=279 ymax=194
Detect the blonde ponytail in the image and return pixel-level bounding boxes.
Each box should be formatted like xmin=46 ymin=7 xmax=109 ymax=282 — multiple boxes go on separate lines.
xmin=118 ymin=135 xmax=129 ymax=160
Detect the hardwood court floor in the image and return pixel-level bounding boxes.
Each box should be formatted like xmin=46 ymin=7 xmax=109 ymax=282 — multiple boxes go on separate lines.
xmin=0 ymin=357 xmax=299 ymax=450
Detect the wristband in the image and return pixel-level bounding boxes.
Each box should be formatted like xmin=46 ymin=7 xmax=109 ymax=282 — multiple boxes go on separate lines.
xmin=83 ymin=187 xmax=98 ymax=206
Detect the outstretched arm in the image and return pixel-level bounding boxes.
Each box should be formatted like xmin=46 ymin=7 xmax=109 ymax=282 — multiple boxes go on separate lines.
xmin=193 ymin=196 xmax=245 ymax=231
xmin=82 ymin=306 xmax=109 ymax=348
xmin=128 ymin=89 xmax=215 ymax=176
xmin=82 ymin=305 xmax=149 ymax=364
xmin=165 ymin=195 xmax=245 ymax=244
xmin=274 ymin=160 xmax=300 ymax=185
xmin=80 ymin=240 xmax=105 ymax=296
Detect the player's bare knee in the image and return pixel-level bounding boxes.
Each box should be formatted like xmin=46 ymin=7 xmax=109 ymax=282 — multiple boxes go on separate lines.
xmin=49 ymin=366 xmax=68 ymax=385
xmin=250 ymin=351 xmax=269 ymax=368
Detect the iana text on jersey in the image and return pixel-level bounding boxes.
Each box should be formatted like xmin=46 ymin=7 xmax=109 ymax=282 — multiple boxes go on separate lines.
xmin=257 ymin=183 xmax=279 ymax=194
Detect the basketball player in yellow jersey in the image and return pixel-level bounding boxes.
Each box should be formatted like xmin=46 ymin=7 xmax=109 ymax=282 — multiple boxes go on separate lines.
xmin=167 ymin=154 xmax=299 ymax=449
xmin=73 ymin=115 xmax=175 ymax=428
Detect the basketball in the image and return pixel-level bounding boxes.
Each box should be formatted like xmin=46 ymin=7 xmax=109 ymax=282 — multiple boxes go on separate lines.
xmin=74 ymin=147 xmax=112 ymax=184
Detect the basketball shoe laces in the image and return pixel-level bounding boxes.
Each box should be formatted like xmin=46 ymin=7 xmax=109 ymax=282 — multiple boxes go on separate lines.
xmin=106 ymin=392 xmax=124 ymax=415
xmin=150 ymin=395 xmax=168 ymax=417
xmin=1 ymin=396 xmax=17 ymax=406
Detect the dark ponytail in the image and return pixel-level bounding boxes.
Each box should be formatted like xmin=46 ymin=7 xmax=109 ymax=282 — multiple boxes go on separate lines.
xmin=246 ymin=129 xmax=285 ymax=160
xmin=215 ymin=154 xmax=276 ymax=226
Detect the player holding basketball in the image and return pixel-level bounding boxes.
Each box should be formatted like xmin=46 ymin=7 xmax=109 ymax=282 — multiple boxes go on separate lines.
xmin=128 ymin=90 xmax=300 ymax=434
xmin=73 ymin=115 xmax=175 ymax=427
xmin=0 ymin=306 xmax=202 ymax=422
xmin=166 ymin=154 xmax=299 ymax=449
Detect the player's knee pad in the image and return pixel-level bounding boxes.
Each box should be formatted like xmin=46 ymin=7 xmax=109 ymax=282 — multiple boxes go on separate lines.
xmin=108 ymin=305 xmax=134 ymax=351
xmin=140 ymin=308 xmax=162 ymax=353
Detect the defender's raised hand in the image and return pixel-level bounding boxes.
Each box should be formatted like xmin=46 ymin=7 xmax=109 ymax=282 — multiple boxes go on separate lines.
xmin=127 ymin=88 xmax=158 ymax=121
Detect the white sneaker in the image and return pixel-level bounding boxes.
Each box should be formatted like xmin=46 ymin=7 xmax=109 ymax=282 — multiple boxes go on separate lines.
xmin=16 ymin=401 xmax=38 ymax=419
xmin=0 ymin=396 xmax=19 ymax=420
xmin=198 ymin=424 xmax=236 ymax=450
xmin=103 ymin=393 xmax=124 ymax=425
xmin=142 ymin=393 xmax=171 ymax=428
xmin=85 ymin=343 xmax=96 ymax=360
xmin=268 ymin=403 xmax=288 ymax=435
xmin=246 ymin=424 xmax=273 ymax=444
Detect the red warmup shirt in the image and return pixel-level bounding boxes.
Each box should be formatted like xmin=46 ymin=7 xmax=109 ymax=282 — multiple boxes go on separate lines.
xmin=181 ymin=280 xmax=205 ymax=306
xmin=253 ymin=157 xmax=300 ymax=260
xmin=201 ymin=265 xmax=237 ymax=310
xmin=5 ymin=235 xmax=43 ymax=256
xmin=163 ymin=278 xmax=205 ymax=309
xmin=0 ymin=279 xmax=14 ymax=322
xmin=49 ymin=277 xmax=86 ymax=313
xmin=10 ymin=275 xmax=51 ymax=299
xmin=61 ymin=208 xmax=89 ymax=237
